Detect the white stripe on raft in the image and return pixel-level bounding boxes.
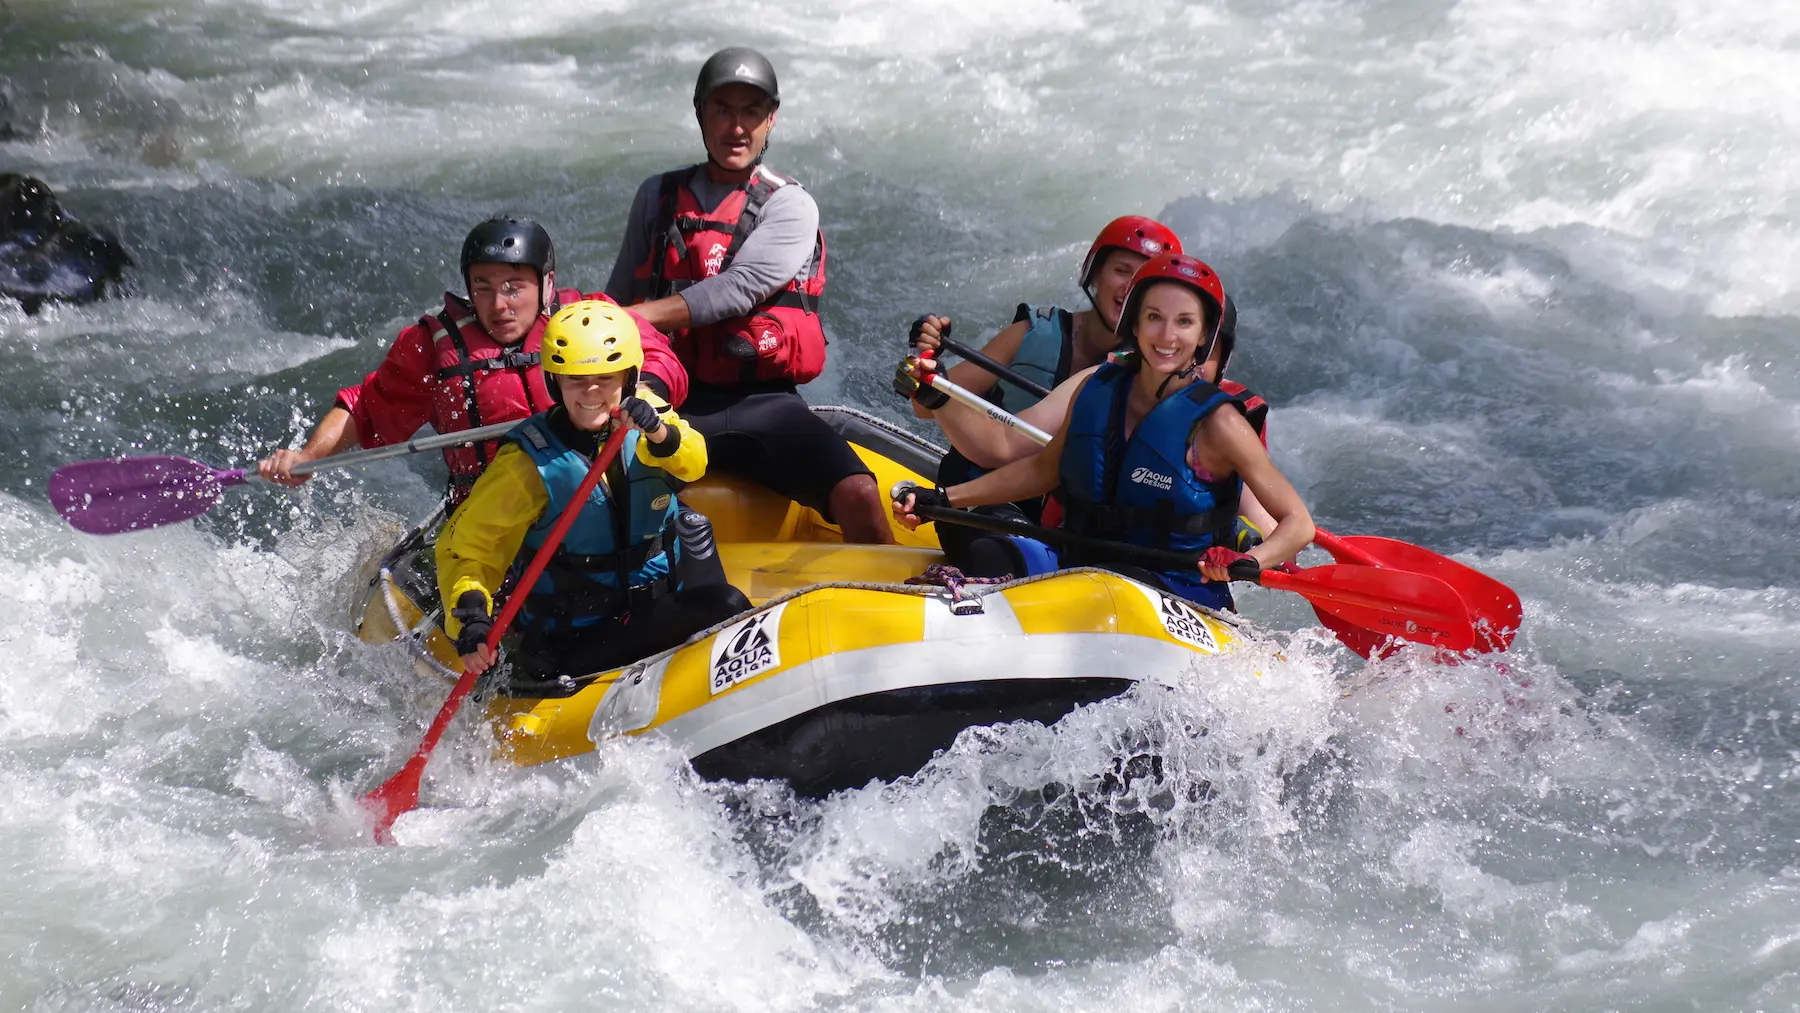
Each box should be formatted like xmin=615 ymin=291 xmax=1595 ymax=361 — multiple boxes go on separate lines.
xmin=599 ymin=631 xmax=1211 ymax=760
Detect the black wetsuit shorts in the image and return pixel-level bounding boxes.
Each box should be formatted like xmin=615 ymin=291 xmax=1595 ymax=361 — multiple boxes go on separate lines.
xmin=681 ymin=381 xmax=874 ymax=521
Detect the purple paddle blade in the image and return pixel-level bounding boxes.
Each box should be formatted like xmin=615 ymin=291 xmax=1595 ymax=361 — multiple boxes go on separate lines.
xmin=49 ymin=456 xmax=249 ymax=534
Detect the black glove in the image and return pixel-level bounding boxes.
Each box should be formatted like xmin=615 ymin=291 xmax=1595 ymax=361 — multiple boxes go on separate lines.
xmin=451 ymin=591 xmax=494 ymax=656
xmin=893 ymin=481 xmax=953 ymax=512
xmin=907 ymin=315 xmax=953 ymax=347
xmin=893 ymin=356 xmax=950 ymax=410
xmin=620 ymin=395 xmax=664 ymax=434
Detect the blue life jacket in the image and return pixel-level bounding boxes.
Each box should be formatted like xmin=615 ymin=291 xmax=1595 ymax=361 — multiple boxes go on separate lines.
xmin=509 ymin=417 xmax=682 ymax=632
xmin=1057 ymin=361 xmax=1250 ymax=610
xmin=990 ymin=303 xmax=1074 ymax=411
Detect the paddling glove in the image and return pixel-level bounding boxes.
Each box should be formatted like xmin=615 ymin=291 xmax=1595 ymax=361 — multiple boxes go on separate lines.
xmin=1201 ymin=546 xmax=1258 ymax=580
xmin=907 ymin=315 xmax=951 ymax=349
xmin=451 ymin=590 xmax=494 ymax=655
xmin=894 ymin=356 xmax=950 ymax=410
xmin=620 ymin=395 xmax=663 ymax=434
xmin=896 ymin=482 xmax=952 ymax=512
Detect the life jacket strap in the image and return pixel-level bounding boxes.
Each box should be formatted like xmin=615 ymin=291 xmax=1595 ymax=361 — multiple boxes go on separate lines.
xmin=436 ymin=347 xmax=541 ymax=379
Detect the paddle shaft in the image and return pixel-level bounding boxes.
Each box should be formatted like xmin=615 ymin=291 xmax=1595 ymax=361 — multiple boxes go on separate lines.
xmin=362 ymin=420 xmax=631 ymax=842
xmin=936 ymin=336 xmax=1054 ymax=401
xmin=912 ymin=502 xmax=1204 ymax=573
xmin=280 ymin=419 xmax=522 ymax=478
xmin=922 ymin=371 xmax=1055 ymax=444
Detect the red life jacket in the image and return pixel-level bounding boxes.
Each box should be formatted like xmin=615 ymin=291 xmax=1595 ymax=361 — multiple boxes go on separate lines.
xmin=1217 ymin=379 xmax=1268 ymax=447
xmin=634 ymin=164 xmax=828 ymax=386
xmin=425 ymin=287 xmax=583 ymax=503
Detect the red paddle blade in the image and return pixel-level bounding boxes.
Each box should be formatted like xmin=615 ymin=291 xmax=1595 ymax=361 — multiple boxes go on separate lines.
xmin=360 ymin=759 xmax=423 ymax=845
xmin=49 ymin=456 xmax=244 ymax=534
xmin=360 ymin=666 xmax=482 ymax=843
xmin=1316 ymin=532 xmax=1521 ymax=651
xmin=1262 ymin=564 xmax=1476 ymax=652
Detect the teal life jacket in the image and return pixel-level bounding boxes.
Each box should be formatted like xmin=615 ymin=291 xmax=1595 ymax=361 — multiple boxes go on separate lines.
xmin=508 ymin=416 xmax=683 ymax=632
xmin=989 ymin=303 xmax=1074 ymax=411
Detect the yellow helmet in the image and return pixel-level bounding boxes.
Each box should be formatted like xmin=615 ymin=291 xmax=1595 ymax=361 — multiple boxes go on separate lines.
xmin=541 ymin=300 xmax=644 ymax=375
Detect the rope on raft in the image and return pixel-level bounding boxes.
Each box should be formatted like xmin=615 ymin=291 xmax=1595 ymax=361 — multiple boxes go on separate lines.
xmin=904 ymin=562 xmax=1013 ymax=615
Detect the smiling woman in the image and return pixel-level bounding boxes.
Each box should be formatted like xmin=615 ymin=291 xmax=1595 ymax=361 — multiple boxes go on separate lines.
xmin=893 ymin=252 xmax=1315 ymax=611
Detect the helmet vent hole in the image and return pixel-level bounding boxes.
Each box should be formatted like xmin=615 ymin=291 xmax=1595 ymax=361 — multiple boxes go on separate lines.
xmin=581 ymin=316 xmax=591 ymax=326
xmin=503 ymin=237 xmax=516 ymax=249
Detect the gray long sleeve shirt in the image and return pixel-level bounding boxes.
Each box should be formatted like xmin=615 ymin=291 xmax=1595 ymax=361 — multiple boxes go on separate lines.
xmin=603 ymin=165 xmax=820 ymax=327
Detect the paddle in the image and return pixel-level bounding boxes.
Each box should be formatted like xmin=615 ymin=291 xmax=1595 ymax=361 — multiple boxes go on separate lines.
xmin=913 ymin=369 xmax=1521 ymax=654
xmin=904 ymin=499 xmax=1477 ymax=651
xmin=49 ymin=420 xmax=523 ymax=535
xmin=360 ymin=419 xmax=630 ymax=843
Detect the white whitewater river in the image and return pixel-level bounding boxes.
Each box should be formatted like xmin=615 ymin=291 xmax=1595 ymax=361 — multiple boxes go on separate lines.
xmin=2 ymin=1 xmax=1798 ymax=1009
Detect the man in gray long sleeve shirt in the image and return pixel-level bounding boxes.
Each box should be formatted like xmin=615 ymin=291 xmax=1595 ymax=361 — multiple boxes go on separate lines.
xmin=605 ymin=46 xmax=893 ymax=544
xmin=605 ymin=170 xmax=819 ymax=328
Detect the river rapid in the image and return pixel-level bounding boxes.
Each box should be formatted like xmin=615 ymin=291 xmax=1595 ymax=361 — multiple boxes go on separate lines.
xmin=2 ymin=1 xmax=1798 ymax=1009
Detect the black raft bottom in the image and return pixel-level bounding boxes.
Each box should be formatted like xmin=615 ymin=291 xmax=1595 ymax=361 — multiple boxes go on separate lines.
xmin=690 ymin=677 xmax=1137 ymax=798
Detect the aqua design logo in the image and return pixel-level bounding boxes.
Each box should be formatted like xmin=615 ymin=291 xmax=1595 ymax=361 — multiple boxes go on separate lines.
xmin=1158 ymin=594 xmax=1219 ymax=653
xmin=1130 ymin=466 xmax=1174 ymax=490
xmin=709 ymin=602 xmax=788 ymax=694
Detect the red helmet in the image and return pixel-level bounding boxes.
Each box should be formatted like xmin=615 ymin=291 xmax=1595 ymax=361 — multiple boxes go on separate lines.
xmin=1078 ymin=216 xmax=1183 ymax=293
xmin=1116 ymin=252 xmax=1228 ymax=363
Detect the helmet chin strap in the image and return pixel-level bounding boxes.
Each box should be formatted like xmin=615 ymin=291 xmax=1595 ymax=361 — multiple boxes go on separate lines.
xmin=1155 ymin=356 xmax=1200 ymax=399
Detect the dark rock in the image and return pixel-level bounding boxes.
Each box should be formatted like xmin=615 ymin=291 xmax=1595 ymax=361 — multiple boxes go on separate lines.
xmin=0 ymin=173 xmax=132 ymax=313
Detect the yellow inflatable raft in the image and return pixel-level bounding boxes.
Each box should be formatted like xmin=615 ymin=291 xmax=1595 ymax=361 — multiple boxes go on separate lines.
xmin=352 ymin=407 xmax=1251 ymax=796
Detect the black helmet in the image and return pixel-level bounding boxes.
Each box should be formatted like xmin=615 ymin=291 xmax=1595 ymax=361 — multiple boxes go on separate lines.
xmin=2 ymin=174 xmax=65 ymax=242
xmin=693 ymin=47 xmax=780 ymax=108
xmin=459 ymin=215 xmax=556 ymax=291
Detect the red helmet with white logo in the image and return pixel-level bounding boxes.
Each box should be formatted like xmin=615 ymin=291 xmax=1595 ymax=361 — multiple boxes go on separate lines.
xmin=1116 ymin=252 xmax=1228 ymax=367
xmin=1078 ymin=216 xmax=1183 ymax=294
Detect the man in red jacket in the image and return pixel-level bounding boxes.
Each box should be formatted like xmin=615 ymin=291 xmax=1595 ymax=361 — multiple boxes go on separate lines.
xmin=259 ymin=216 xmax=687 ymax=507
